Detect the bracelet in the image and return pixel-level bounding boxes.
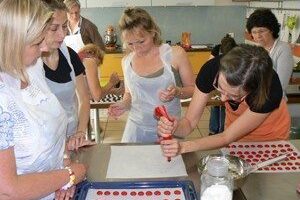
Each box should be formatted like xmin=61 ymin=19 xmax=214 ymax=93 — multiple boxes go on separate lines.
xmin=62 ymin=166 xmax=76 ymax=190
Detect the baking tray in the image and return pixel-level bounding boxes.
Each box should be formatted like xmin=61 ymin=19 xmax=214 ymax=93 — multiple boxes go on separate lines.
xmin=74 ymin=180 xmax=198 ymax=200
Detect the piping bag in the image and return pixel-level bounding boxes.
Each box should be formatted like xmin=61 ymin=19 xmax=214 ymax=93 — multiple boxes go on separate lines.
xmin=154 ymin=105 xmax=174 ymax=162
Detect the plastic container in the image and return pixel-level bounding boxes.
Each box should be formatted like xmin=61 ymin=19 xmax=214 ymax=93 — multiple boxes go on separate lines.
xmin=200 ymin=157 xmax=233 ymax=200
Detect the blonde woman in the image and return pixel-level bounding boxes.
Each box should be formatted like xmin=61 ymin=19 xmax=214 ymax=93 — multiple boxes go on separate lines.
xmin=108 ymin=8 xmax=195 ymax=143
xmin=0 ymin=0 xmax=86 ymax=199
xmin=42 ymin=0 xmax=91 ymax=151
xmin=78 ymin=43 xmax=124 ymax=102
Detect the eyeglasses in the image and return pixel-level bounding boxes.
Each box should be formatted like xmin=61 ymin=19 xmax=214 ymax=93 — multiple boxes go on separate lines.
xmin=251 ymin=28 xmax=269 ymax=35
xmin=213 ymin=74 xmax=247 ymax=102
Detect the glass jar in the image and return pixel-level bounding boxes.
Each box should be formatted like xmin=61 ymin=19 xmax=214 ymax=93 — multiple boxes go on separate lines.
xmin=200 ymin=156 xmax=233 ymax=200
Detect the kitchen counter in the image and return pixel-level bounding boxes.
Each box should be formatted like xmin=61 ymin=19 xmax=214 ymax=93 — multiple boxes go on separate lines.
xmin=74 ymin=140 xmax=300 ymax=200
xmin=104 ymin=45 xmax=212 ymax=54
xmin=100 ymin=46 xmax=211 ymax=84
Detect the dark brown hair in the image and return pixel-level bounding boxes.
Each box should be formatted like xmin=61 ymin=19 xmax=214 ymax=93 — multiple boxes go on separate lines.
xmin=220 ymin=44 xmax=273 ymax=110
xmin=246 ymin=9 xmax=280 ymax=39
xmin=220 ymin=34 xmax=237 ymax=55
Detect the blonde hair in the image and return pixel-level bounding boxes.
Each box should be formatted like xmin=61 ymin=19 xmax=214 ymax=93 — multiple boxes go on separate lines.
xmin=43 ymin=0 xmax=67 ymax=12
xmin=0 ymin=0 xmax=52 ymax=80
xmin=119 ymin=7 xmax=162 ymax=48
xmin=78 ymin=43 xmax=105 ymax=64
xmin=63 ymin=0 xmax=80 ymax=11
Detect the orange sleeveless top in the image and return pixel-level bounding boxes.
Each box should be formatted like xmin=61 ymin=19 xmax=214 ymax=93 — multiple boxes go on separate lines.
xmin=225 ymin=99 xmax=290 ymax=142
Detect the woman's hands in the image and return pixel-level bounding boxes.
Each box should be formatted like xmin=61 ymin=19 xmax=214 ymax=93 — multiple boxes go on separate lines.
xmin=55 ymin=186 xmax=75 ymax=200
xmin=159 ymin=85 xmax=180 ymax=102
xmin=109 ymin=72 xmax=120 ymax=86
xmin=160 ymin=138 xmax=182 ymax=158
xmin=67 ymin=132 xmax=96 ymax=151
xmin=55 ymin=162 xmax=87 ymax=200
xmin=108 ymin=102 xmax=128 ymax=119
xmin=157 ymin=115 xmax=177 ymax=137
xmin=111 ymin=80 xmax=125 ymax=96
xmin=157 ymin=115 xmax=182 ymax=157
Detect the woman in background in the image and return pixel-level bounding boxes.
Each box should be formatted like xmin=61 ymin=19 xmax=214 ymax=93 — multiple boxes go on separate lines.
xmin=158 ymin=45 xmax=290 ymax=157
xmin=78 ymin=43 xmax=124 ymax=102
xmin=108 ymin=7 xmax=195 ymax=143
xmin=0 ymin=0 xmax=86 ymax=199
xmin=42 ymin=0 xmax=91 ymax=150
xmin=246 ymin=8 xmax=294 ymax=97
xmin=63 ymin=0 xmax=105 ymax=51
xmin=208 ymin=34 xmax=237 ymax=135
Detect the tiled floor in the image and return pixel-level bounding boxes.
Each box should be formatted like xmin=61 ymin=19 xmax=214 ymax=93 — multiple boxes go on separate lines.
xmin=92 ymin=106 xmax=211 ymax=143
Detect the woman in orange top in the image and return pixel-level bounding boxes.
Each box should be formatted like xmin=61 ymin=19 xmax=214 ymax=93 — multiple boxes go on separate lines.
xmin=157 ymin=44 xmax=290 ymax=156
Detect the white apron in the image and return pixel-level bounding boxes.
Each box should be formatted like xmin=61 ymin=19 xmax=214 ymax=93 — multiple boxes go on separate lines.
xmin=64 ymin=27 xmax=85 ymax=53
xmin=45 ymin=43 xmax=78 ymax=137
xmin=0 ymin=59 xmax=68 ymax=200
xmin=122 ymin=44 xmax=181 ymax=143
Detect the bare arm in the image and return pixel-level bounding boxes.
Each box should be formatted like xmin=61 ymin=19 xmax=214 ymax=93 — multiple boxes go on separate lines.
xmin=180 ymin=107 xmax=270 ymax=153
xmin=174 ymin=88 xmax=209 ymax=137
xmin=171 ymin=46 xmax=195 ymax=99
xmin=0 ymin=147 xmax=85 ymax=200
xmin=75 ymin=74 xmax=90 ymax=133
xmin=107 ymin=57 xmax=131 ymax=118
xmin=84 ymin=58 xmax=118 ymax=102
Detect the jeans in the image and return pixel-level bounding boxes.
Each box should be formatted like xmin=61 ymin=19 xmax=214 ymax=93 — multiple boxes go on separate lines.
xmin=209 ymin=106 xmax=225 ymax=134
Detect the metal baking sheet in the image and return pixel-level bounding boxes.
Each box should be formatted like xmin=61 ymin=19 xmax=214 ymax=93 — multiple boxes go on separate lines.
xmin=74 ymin=180 xmax=198 ymax=200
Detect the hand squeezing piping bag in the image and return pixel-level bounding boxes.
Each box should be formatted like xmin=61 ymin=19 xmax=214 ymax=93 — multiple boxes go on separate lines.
xmin=154 ymin=105 xmax=173 ymax=162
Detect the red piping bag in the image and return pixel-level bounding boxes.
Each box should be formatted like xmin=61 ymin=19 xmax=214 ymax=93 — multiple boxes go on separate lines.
xmin=154 ymin=105 xmax=173 ymax=162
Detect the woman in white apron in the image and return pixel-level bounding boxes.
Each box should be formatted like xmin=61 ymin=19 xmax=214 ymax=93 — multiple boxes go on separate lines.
xmin=108 ymin=8 xmax=195 ymax=143
xmin=64 ymin=16 xmax=85 ymax=52
xmin=64 ymin=0 xmax=105 ymax=51
xmin=0 ymin=1 xmax=86 ymax=199
xmin=42 ymin=2 xmax=91 ymax=150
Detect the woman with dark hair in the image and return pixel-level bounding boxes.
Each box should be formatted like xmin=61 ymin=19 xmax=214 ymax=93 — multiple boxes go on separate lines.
xmin=246 ymin=8 xmax=294 ymax=97
xmin=158 ymin=44 xmax=290 ymax=155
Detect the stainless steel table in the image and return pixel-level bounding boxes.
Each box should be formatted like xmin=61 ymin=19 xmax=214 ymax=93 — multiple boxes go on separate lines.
xmin=75 ymin=140 xmax=300 ymax=200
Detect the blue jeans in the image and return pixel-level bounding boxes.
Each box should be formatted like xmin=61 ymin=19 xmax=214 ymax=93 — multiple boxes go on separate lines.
xmin=209 ymin=106 xmax=225 ymax=134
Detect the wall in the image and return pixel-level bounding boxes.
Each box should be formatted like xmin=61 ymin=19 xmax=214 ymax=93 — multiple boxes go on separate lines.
xmin=81 ymin=6 xmax=246 ymax=46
